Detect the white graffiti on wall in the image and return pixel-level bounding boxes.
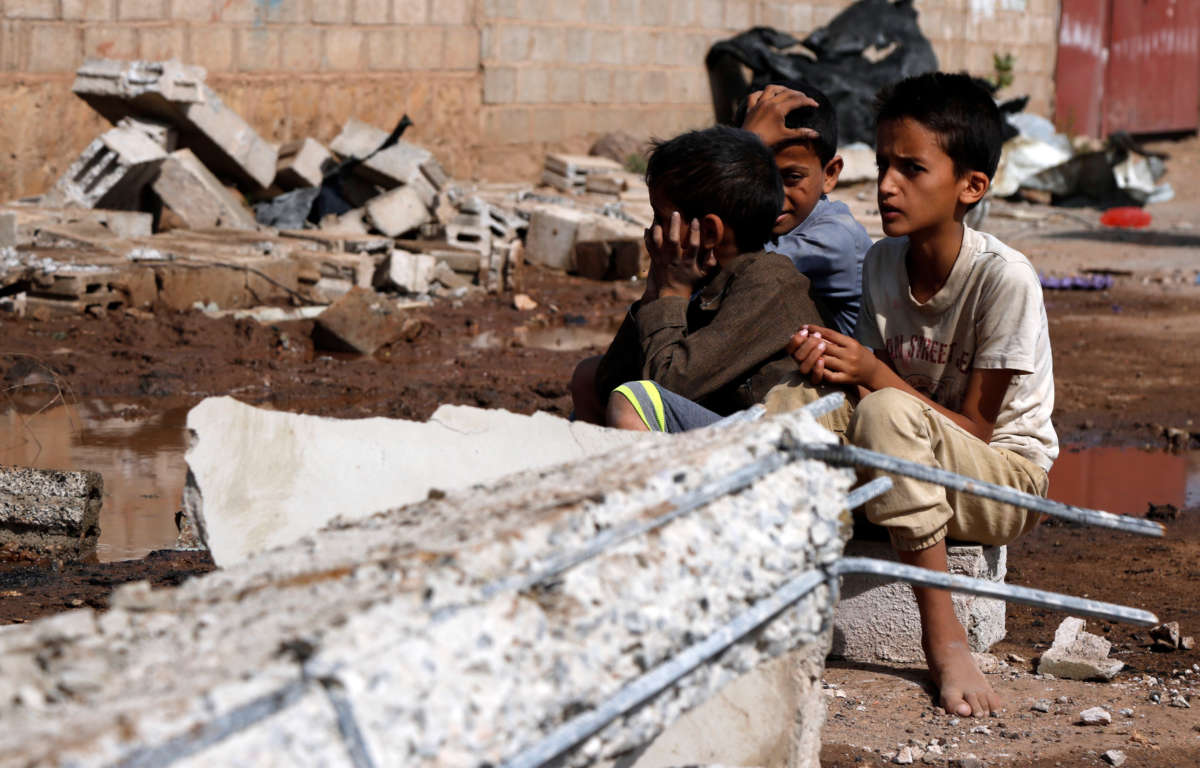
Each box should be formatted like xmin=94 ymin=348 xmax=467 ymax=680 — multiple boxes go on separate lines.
xmin=968 ymin=0 xmax=1027 ymax=18
xmin=1111 ymin=25 xmax=1200 ymax=62
xmin=1059 ymin=12 xmax=1106 ymax=60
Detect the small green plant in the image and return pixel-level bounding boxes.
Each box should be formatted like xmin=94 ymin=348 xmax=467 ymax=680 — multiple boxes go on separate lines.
xmin=623 ymin=152 xmax=648 ymax=176
xmin=991 ymin=52 xmax=1015 ymax=90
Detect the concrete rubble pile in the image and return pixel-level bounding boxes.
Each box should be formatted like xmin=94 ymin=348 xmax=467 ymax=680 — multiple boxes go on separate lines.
xmin=0 ymin=465 xmax=102 ymax=561
xmin=0 ymin=406 xmax=851 ymax=768
xmin=0 ymin=59 xmax=660 ymax=332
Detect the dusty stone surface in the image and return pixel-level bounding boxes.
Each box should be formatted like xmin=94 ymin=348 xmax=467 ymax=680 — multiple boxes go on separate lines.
xmin=0 ymin=408 xmax=851 ymax=767
xmin=152 ymin=149 xmax=258 ymax=231
xmin=312 ymin=287 xmax=421 ymax=355
xmin=831 ymin=540 xmax=1006 ymax=663
xmin=0 ymin=465 xmax=102 ymax=560
xmin=44 ymin=125 xmax=166 ymax=210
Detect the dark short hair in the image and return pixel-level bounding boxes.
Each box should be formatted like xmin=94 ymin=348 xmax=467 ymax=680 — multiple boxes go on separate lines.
xmin=875 ymin=72 xmax=1004 ymax=179
xmin=645 ymin=125 xmax=782 ymax=253
xmin=734 ymin=80 xmax=839 ymax=165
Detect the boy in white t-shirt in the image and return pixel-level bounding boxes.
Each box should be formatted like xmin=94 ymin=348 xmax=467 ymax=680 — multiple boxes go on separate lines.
xmin=765 ymin=72 xmax=1058 ymax=718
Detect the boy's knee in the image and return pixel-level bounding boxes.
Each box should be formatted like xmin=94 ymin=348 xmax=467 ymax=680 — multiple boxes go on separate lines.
xmin=847 ymin=388 xmax=925 ymax=448
xmin=606 ymin=391 xmax=649 ymax=431
xmin=570 ymin=355 xmax=601 ymax=398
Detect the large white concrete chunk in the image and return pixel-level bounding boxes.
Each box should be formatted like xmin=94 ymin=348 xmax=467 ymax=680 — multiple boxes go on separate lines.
xmin=0 ymin=407 xmax=848 ymax=767
xmin=364 ymin=185 xmax=432 ymax=237
xmin=44 ymin=126 xmax=166 ymax=210
xmin=329 ymin=117 xmax=388 ymax=160
xmin=1037 ymin=616 xmax=1124 ymax=680
xmin=380 ymin=250 xmax=435 ymax=294
xmin=182 ymin=397 xmax=655 ymax=565
xmin=73 ymin=59 xmax=278 ymax=190
xmin=152 ymin=148 xmax=258 ymax=230
xmin=274 ymin=138 xmax=335 ymax=190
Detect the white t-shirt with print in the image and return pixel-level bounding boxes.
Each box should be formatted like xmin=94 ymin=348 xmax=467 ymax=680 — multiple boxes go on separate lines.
xmin=855 ymin=226 xmax=1059 ymax=472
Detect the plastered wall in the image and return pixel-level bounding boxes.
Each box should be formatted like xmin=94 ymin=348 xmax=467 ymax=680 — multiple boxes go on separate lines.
xmin=0 ymin=0 xmax=1059 ymax=199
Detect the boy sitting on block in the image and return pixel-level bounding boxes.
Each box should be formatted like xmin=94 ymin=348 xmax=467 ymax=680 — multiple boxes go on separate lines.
xmin=767 ymin=72 xmax=1059 ymax=717
xmin=582 ymin=125 xmax=822 ymax=431
xmin=740 ymin=82 xmax=873 ymax=336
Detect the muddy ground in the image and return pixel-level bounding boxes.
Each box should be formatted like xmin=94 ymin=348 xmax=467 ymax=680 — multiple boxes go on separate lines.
xmin=3 ymin=137 xmax=1200 ymax=764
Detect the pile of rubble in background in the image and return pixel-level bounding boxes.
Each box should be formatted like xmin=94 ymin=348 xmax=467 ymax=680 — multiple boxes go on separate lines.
xmin=0 ymin=58 xmax=651 ymax=354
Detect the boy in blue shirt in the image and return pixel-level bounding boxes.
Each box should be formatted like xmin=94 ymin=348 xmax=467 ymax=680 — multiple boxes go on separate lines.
xmin=741 ymin=83 xmax=873 ymax=336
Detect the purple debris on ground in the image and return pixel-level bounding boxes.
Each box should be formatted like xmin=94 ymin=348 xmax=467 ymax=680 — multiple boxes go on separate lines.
xmin=1039 ymin=273 xmax=1115 ymax=291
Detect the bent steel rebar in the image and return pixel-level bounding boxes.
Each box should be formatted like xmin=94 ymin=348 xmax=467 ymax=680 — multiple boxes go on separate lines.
xmin=500 ymin=569 xmax=829 ymax=768
xmin=845 ymin=476 xmax=893 ymax=510
xmin=833 ymin=557 xmax=1159 ymax=626
xmin=794 ymin=442 xmax=1166 ymax=538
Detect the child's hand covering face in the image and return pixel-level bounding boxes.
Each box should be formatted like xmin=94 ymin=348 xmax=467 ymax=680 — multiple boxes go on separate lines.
xmin=742 ymin=85 xmax=821 ymax=149
xmin=643 ymin=211 xmax=714 ymax=300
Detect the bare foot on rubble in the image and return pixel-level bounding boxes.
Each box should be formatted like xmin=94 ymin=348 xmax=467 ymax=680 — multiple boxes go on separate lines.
xmin=924 ymin=636 xmax=1005 ymax=717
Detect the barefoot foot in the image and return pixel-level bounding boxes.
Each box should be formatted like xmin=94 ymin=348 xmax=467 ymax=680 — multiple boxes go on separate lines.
xmin=924 ymin=639 xmax=1005 ymax=717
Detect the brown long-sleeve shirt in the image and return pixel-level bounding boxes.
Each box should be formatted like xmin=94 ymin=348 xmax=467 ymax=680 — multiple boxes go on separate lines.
xmin=594 ymin=250 xmax=822 ymax=416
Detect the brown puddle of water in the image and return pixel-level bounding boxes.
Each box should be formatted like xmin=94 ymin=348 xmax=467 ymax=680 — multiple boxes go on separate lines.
xmin=1048 ymin=445 xmax=1200 ymax=516
xmin=2 ymin=396 xmax=188 ymax=562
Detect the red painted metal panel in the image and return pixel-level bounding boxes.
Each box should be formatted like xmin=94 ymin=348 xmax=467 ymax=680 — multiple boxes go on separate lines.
xmin=1056 ymin=0 xmax=1110 ymax=136
xmin=1104 ymin=0 xmax=1200 ymax=134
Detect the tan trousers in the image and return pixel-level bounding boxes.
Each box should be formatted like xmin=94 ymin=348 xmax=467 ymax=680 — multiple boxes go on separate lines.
xmin=764 ymin=373 xmax=1048 ymax=551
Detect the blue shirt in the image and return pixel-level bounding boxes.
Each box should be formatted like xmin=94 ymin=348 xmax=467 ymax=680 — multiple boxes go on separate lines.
xmin=766 ymin=195 xmax=872 ymax=336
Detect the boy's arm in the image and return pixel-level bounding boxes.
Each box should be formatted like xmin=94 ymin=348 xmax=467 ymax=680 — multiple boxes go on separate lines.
xmin=789 ymin=327 xmax=1013 ymax=442
xmin=636 ymin=265 xmax=814 ymax=402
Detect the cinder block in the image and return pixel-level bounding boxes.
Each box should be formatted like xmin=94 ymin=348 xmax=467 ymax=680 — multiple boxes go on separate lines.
xmin=72 ymin=59 xmax=279 ymax=190
xmin=83 ymin=24 xmax=139 ymax=61
xmin=313 ymin=0 xmax=353 ymax=23
xmin=365 ymin=186 xmax=433 ymax=237
xmin=489 ymin=23 xmax=529 ymax=62
xmin=0 ymin=212 xmax=17 ymax=247
xmin=529 ymin=25 xmax=564 ymax=61
xmin=64 ymin=0 xmax=115 ymax=20
xmin=379 ymin=250 xmax=436 ymax=294
xmin=117 ymin=116 xmax=177 ymax=150
xmin=188 ymin=25 xmax=236 ymax=72
xmin=324 ymin=27 xmax=367 ymax=70
xmin=236 ymin=26 xmax=282 ymax=71
xmin=28 ymin=24 xmax=83 ymax=73
xmin=583 ymin=68 xmax=612 ymax=103
xmin=367 ymin=28 xmax=407 ymax=70
xmin=430 ymin=0 xmax=470 ymax=24
xmin=165 ymin=0 xmax=208 ymax=20
xmin=330 ymin=117 xmax=387 ymax=160
xmin=281 ymin=26 xmax=324 ymax=71
xmin=138 ymin=25 xmax=186 ymax=61
xmin=153 ymin=148 xmax=259 ymax=230
xmin=354 ymin=0 xmax=392 ymax=23
xmin=0 ymin=465 xmax=103 ymax=561
xmin=524 ymin=204 xmax=589 ymax=270
xmin=393 ymin=0 xmax=430 ymax=23
xmin=550 ymin=68 xmax=582 ymax=103
xmin=276 ymin=138 xmax=335 ymax=189
xmin=45 ymin=125 xmax=166 ymax=209
xmin=831 ymin=540 xmax=1008 ymax=663
xmin=590 ymin=29 xmax=623 ymax=65
xmin=516 ymin=66 xmax=548 ymax=103
xmin=564 ymin=27 xmax=591 ymax=64
xmin=5 ymin=0 xmax=59 ymax=18
xmin=313 ymin=287 xmax=417 ymax=355
xmin=549 ymin=0 xmax=584 ymax=22
xmin=482 ymin=106 xmax=532 ymax=144
xmin=406 ymin=25 xmax=445 ymax=69
xmin=117 ymin=0 xmax=165 ymax=20
xmin=483 ymin=67 xmax=516 ymax=104
xmin=443 ymin=25 xmax=480 ymax=70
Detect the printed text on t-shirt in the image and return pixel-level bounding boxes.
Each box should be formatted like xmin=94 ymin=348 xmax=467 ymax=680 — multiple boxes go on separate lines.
xmin=885 ymin=334 xmax=972 ymax=374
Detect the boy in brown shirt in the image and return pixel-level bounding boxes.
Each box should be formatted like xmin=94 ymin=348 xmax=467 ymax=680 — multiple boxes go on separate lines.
xmin=572 ymin=124 xmax=820 ymax=431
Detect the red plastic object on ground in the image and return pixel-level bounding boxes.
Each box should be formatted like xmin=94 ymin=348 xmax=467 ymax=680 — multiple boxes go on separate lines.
xmin=1100 ymin=206 xmax=1151 ymax=229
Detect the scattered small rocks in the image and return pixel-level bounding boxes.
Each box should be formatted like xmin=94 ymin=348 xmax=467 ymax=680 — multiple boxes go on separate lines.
xmin=1119 ymin=707 xmax=1134 ymax=717
xmin=1038 ymin=617 xmax=1123 ymax=680
xmin=1031 ymin=699 xmax=1052 ymax=713
xmin=894 ymin=745 xmax=915 ymax=764
xmin=1102 ymin=748 xmax=1127 ymax=766
xmin=512 ymin=293 xmax=538 ymax=311
xmin=1079 ymin=706 xmax=1112 ymax=725
xmin=1169 ymin=694 xmax=1191 ymax=708
xmin=970 ymin=725 xmax=992 ymax=735
xmin=1150 ymin=620 xmax=1194 ymax=652
xmin=953 ymin=756 xmax=983 ymax=768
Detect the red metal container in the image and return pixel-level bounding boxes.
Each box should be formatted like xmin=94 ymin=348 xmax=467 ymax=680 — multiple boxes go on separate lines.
xmin=1056 ymin=0 xmax=1200 ymax=137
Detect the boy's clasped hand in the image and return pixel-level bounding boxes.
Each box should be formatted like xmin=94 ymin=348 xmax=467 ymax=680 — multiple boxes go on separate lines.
xmin=787 ymin=325 xmax=879 ymax=389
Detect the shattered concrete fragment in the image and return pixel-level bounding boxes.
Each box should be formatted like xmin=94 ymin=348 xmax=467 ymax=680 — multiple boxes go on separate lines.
xmin=117 ymin=116 xmax=177 ymax=151
xmin=542 ymin=153 xmax=624 ymax=193
xmin=152 ymin=149 xmax=258 ymax=230
xmin=0 ymin=465 xmax=102 ymax=561
xmin=1150 ymin=621 xmax=1182 ymax=650
xmin=356 ymin=140 xmax=445 ymax=194
xmin=432 ymin=260 xmax=471 ymax=290
xmin=73 ymin=59 xmax=278 ymax=190
xmin=329 ymin=117 xmax=388 ymax=160
xmin=45 ymin=126 xmax=166 ymax=210
xmin=379 ymin=250 xmax=435 ymax=294
xmin=1079 ymin=706 xmax=1112 ymax=725
xmin=1038 ymin=617 xmax=1124 ymax=680
xmin=364 ymin=185 xmax=432 ymax=237
xmin=1102 ymin=749 xmax=1127 ymax=767
xmin=274 ymin=138 xmax=335 ymax=189
xmin=312 ymin=287 xmax=421 ymax=356
xmin=320 ymin=207 xmax=370 ymax=234
xmin=0 ymin=212 xmax=16 ymax=247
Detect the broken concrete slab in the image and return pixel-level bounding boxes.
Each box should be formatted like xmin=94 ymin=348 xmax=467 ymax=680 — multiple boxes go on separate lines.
xmin=1037 ymin=617 xmax=1124 ymax=680
xmin=355 ymin=140 xmax=444 ymax=194
xmin=0 ymin=465 xmax=102 ymax=561
xmin=117 ymin=116 xmax=177 ymax=152
xmin=329 ymin=117 xmax=387 ymax=161
xmin=831 ymin=539 xmax=1006 ymax=663
xmin=275 ymin=138 xmax=335 ymax=190
xmin=312 ymin=287 xmax=422 ymax=355
xmin=575 ymin=239 xmax=645 ymax=281
xmin=44 ymin=125 xmax=166 ymax=210
xmin=73 ymin=59 xmax=278 ymax=190
xmin=319 ymin=207 xmax=370 ymax=235
xmin=542 ymin=152 xmax=624 ymax=193
xmin=524 ymin=205 xmax=644 ymax=272
xmin=182 ymin=396 xmax=658 ymax=566
xmin=152 ymin=149 xmax=258 ymax=230
xmin=378 ymin=250 xmax=435 ymax=294
xmin=364 ymin=185 xmax=432 ymax=237
xmin=0 ymin=407 xmax=846 ymax=766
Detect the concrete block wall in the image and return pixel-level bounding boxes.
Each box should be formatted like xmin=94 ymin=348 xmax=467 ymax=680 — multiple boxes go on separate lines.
xmin=0 ymin=0 xmax=1060 ymax=198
